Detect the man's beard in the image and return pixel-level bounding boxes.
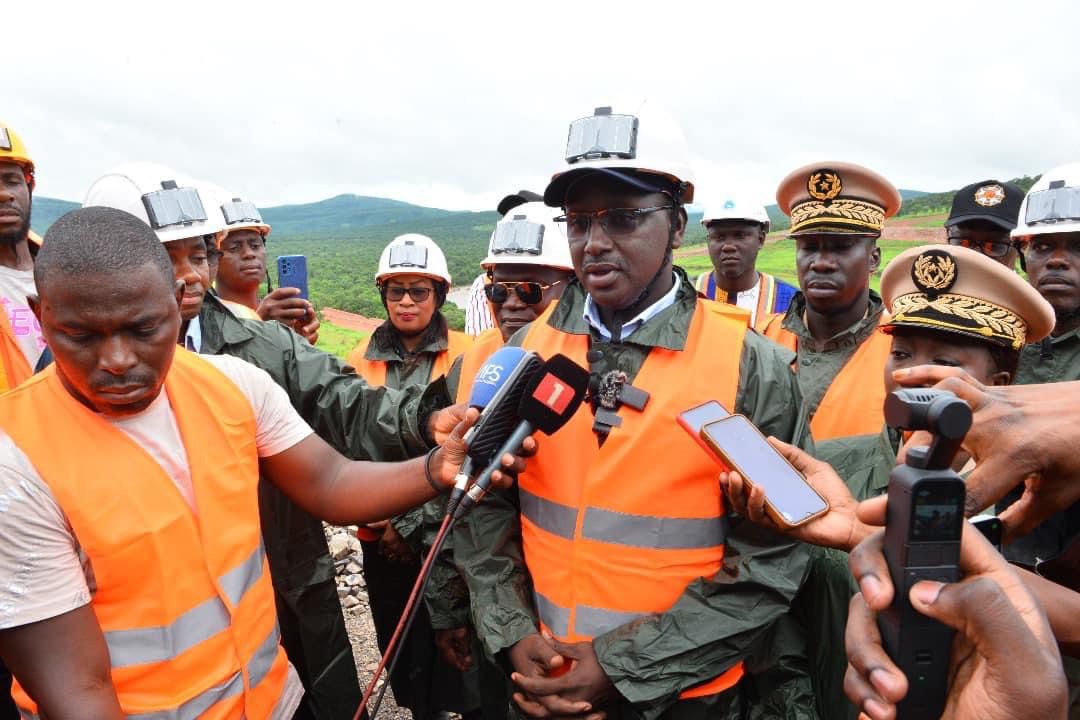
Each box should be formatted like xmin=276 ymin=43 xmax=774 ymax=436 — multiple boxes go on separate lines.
xmin=0 ymin=211 xmax=30 ymax=248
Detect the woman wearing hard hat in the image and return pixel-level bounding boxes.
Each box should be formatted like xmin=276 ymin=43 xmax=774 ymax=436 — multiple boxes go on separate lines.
xmin=346 ymin=233 xmax=473 ymax=720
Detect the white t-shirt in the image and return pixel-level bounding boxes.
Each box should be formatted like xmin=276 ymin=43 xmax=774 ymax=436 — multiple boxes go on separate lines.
xmin=0 ymin=353 xmax=313 ymax=716
xmin=732 ymin=277 xmax=763 ymax=327
xmin=0 ymin=265 xmax=45 ymax=370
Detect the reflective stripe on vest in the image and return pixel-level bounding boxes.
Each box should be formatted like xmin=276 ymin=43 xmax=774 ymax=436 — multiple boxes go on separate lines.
xmin=519 ymin=487 xmax=729 ymax=549
xmin=104 ymin=546 xmax=265 ymax=668
xmin=0 ymin=350 xmax=289 ymax=719
xmin=18 ymin=629 xmax=281 ymax=720
xmin=511 ymin=299 xmax=748 ymax=700
xmin=348 ymin=329 xmax=473 ymax=387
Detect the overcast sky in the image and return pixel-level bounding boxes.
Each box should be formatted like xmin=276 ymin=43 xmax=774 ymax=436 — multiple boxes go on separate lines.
xmin=7 ymin=0 xmax=1080 ymax=212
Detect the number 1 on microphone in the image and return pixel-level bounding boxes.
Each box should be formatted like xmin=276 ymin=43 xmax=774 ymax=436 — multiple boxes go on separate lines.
xmin=533 ymin=374 xmax=573 ymax=414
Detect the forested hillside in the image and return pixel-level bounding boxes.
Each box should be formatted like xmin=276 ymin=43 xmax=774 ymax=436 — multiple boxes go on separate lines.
xmin=28 ymin=176 xmax=1029 ymax=332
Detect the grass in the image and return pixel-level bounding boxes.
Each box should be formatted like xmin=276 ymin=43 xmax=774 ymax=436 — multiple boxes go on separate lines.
xmin=675 ymin=239 xmax=921 ymax=293
xmin=318 ymin=321 xmax=368 ymax=361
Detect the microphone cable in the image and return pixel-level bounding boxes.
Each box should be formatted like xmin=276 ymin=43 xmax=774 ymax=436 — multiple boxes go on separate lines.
xmin=352 ymin=510 xmax=456 ymax=720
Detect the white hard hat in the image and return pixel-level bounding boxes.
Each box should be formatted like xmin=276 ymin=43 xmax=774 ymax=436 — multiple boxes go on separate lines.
xmin=700 ymin=198 xmax=771 ymax=230
xmin=481 ymin=202 xmax=573 ymax=271
xmin=200 ymin=181 xmax=271 ymax=240
xmin=543 ymin=102 xmax=696 ymax=207
xmin=376 ymin=233 xmax=452 ymax=285
xmin=1013 ymin=163 xmax=1080 ymax=240
xmin=84 ymin=162 xmax=226 ymax=243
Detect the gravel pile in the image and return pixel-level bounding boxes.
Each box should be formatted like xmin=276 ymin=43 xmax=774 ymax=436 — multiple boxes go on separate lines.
xmin=325 ymin=525 xmax=412 ymax=720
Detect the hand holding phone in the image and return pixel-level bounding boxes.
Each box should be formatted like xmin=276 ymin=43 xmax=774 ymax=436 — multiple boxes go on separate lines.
xmin=701 ymin=415 xmax=829 ymax=528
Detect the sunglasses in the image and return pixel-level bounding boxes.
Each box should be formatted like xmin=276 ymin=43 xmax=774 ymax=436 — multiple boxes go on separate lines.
xmin=484 ymin=280 xmax=564 ymax=305
xmin=554 ymin=205 xmax=672 ymax=241
xmin=384 ymin=285 xmax=433 ymax=302
xmin=946 ymin=236 xmax=1017 ymax=259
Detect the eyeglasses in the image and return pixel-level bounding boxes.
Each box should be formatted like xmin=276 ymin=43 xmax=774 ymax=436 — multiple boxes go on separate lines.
xmin=383 ymin=286 xmax=432 ymax=302
xmin=554 ymin=205 xmax=672 ymax=241
xmin=946 ymin=236 xmax=1015 ymax=258
xmin=484 ymin=280 xmax=564 ymax=305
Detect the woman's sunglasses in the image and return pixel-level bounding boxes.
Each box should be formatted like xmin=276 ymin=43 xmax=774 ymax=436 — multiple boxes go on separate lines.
xmin=383 ymin=286 xmax=433 ymax=302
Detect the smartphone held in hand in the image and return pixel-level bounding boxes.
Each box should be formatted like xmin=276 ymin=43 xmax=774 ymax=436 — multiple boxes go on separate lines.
xmin=700 ymin=414 xmax=829 ymax=528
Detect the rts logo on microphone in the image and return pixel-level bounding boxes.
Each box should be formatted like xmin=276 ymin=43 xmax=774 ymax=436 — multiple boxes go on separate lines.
xmin=477 ymin=363 xmax=503 ymax=386
xmin=533 ymin=373 xmax=573 ymax=414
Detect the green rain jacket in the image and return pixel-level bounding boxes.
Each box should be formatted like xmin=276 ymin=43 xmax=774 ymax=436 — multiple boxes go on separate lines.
xmin=198 ymin=295 xmax=446 ymax=719
xmin=444 ymin=271 xmax=817 ymax=720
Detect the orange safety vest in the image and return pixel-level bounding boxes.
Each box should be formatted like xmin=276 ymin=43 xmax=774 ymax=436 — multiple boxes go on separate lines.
xmin=347 ymin=329 xmax=472 ymax=387
xmin=0 ymin=349 xmax=289 ymax=719
xmin=0 ymin=309 xmax=32 ymax=393
xmin=762 ymin=314 xmax=891 ymax=441
xmin=493 ymin=300 xmax=748 ymax=699
xmin=455 ymin=328 xmax=506 ymax=403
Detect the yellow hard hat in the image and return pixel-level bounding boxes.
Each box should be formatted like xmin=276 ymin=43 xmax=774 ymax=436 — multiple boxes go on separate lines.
xmin=0 ymin=122 xmax=35 ymax=191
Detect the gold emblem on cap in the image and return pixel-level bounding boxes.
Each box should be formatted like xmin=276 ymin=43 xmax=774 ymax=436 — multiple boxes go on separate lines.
xmin=891 ymin=293 xmax=1026 ymax=349
xmin=912 ymin=249 xmax=958 ymax=296
xmin=974 ymin=184 xmax=1005 ymax=207
xmin=807 ymin=170 xmax=843 ymax=203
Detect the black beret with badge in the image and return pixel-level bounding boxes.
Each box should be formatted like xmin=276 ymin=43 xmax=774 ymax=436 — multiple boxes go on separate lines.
xmin=945 ymin=180 xmax=1024 ymax=231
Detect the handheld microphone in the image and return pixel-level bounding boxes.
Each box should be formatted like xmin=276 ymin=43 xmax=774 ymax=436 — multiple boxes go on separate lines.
xmin=447 ymin=346 xmax=545 ymax=516
xmin=453 ymin=354 xmax=589 ymax=520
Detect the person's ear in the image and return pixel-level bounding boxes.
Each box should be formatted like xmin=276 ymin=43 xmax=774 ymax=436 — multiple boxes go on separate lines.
xmin=990 ymin=370 xmax=1011 ymax=386
xmin=869 ymin=241 xmax=882 ymax=273
xmin=670 ymin=207 xmax=687 ymax=250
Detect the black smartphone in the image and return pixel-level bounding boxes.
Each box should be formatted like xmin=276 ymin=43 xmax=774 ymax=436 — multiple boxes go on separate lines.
xmin=701 ymin=414 xmax=829 ymax=528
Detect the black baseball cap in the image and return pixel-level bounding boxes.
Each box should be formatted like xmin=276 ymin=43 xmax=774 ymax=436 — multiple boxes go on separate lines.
xmin=945 ymin=180 xmax=1024 ymax=231
xmin=544 ymin=167 xmax=682 ymax=208
xmin=496 ymin=190 xmax=543 ymax=217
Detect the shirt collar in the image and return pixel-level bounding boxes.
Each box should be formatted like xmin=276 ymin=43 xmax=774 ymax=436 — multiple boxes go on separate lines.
xmin=184 ymin=315 xmax=202 ymax=353
xmin=582 ymin=272 xmax=681 ymax=342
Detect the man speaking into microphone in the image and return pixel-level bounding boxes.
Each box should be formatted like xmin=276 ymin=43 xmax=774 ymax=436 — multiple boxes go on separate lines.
xmin=445 ymin=105 xmax=813 ymax=719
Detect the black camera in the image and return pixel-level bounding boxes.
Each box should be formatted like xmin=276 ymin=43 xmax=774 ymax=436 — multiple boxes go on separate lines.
xmin=878 ymin=389 xmax=971 ymax=719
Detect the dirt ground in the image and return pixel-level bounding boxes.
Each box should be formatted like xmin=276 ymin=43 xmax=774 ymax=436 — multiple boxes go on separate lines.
xmin=322 ymin=308 xmax=384 ymax=333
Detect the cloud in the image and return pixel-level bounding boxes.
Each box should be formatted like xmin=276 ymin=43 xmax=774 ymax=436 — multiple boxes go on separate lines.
xmin=6 ymin=0 xmax=1079 ymax=210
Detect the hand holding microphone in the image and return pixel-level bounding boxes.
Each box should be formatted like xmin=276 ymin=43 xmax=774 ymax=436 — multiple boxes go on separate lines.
xmin=447 ymin=346 xmax=546 ymax=515
xmin=453 ymin=353 xmax=589 ymax=519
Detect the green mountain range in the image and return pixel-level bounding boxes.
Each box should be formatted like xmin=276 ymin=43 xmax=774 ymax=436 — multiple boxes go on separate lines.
xmin=26 ymin=179 xmax=1027 ymax=324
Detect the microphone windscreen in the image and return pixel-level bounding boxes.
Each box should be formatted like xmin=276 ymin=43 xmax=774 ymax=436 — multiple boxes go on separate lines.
xmin=466 ymin=350 xmax=545 ymax=465
xmin=467 ymin=346 xmax=529 ymax=409
xmin=517 ymin=354 xmax=590 ymax=435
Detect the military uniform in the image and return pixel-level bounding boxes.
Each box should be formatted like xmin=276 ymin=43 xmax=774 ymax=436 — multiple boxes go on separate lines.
xmin=764 ymin=162 xmax=901 ymax=443
xmin=199 ymin=295 xmax=447 ymax=719
xmin=450 ymin=272 xmax=815 ymax=720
